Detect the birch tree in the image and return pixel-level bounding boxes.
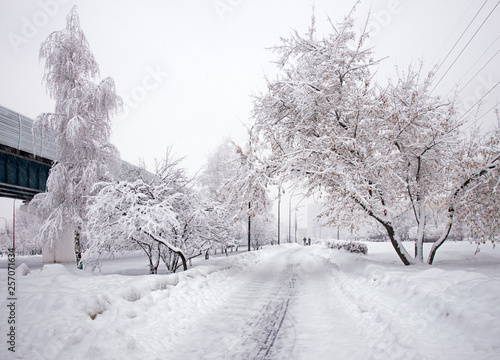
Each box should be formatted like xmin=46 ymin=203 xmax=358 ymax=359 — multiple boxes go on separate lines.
xmin=30 ymin=6 xmax=121 ymax=268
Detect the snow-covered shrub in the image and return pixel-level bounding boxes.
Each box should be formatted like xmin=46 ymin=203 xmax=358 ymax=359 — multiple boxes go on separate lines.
xmin=17 ymin=263 xmax=30 ymax=276
xmin=329 ymin=241 xmax=368 ymax=255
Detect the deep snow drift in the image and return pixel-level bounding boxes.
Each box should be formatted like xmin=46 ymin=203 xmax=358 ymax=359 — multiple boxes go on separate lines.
xmin=1 ymin=241 xmax=500 ymax=359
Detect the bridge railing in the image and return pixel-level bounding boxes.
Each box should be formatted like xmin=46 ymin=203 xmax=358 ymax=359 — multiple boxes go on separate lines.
xmin=0 ymin=105 xmax=57 ymax=161
xmin=0 ymin=104 xmax=155 ymax=188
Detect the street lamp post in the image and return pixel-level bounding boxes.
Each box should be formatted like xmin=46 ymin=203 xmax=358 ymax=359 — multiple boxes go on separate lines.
xmin=248 ymin=202 xmax=251 ymax=252
xmin=277 ymin=190 xmax=281 ymax=245
xmin=289 ymin=193 xmax=306 ymax=243
xmin=294 ymin=205 xmax=304 ymax=244
xmin=288 ymin=199 xmax=291 ymax=243
xmin=12 ymin=199 xmax=16 ymax=251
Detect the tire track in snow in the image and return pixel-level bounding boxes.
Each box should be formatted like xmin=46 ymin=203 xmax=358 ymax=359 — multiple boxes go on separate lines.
xmin=165 ymin=245 xmax=368 ymax=359
xmin=286 ymin=248 xmax=369 ymax=360
xmin=164 ymin=246 xmax=300 ymax=359
xmin=227 ymin=262 xmax=298 ymax=360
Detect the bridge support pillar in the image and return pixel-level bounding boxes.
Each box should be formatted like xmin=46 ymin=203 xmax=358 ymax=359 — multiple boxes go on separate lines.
xmin=42 ymin=226 xmax=76 ymax=263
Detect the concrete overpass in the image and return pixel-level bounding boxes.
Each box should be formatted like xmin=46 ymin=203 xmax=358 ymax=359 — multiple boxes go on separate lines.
xmin=0 ymin=105 xmax=55 ymax=200
xmin=0 ymin=104 xmax=150 ymax=200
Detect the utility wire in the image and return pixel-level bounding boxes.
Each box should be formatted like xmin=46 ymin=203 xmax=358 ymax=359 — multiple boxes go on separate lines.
xmin=431 ymin=0 xmax=500 ymax=94
xmin=474 ymin=102 xmax=499 ymax=124
xmin=457 ymin=33 xmax=500 ymax=83
xmin=457 ymin=80 xmax=500 ymax=123
xmin=433 ymin=0 xmax=489 ymax=76
xmin=456 ymin=48 xmax=500 ymax=96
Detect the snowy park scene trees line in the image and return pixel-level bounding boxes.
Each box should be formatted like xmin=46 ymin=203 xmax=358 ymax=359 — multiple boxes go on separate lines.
xmin=22 ymin=8 xmax=275 ymax=271
xmin=1 ymin=1 xmax=500 ymax=359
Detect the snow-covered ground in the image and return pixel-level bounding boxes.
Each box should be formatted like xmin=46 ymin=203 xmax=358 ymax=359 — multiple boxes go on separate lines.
xmin=1 ymin=241 xmax=500 ymax=359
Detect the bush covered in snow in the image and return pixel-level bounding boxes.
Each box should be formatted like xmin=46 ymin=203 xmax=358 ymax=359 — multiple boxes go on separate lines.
xmin=328 ymin=241 xmax=368 ymax=255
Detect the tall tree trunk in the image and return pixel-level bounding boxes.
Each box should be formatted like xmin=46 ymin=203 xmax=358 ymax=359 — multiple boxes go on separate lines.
xmin=427 ymin=214 xmax=453 ymax=265
xmin=153 ymin=242 xmax=161 ymax=273
xmin=74 ymin=226 xmax=83 ymax=270
xmin=414 ymin=206 xmax=425 ymax=263
xmin=148 ymin=257 xmax=157 ymax=274
xmin=381 ymin=221 xmax=414 ymax=266
xmin=353 ymin=195 xmax=414 ymax=265
xmin=428 ymin=159 xmax=499 ymax=264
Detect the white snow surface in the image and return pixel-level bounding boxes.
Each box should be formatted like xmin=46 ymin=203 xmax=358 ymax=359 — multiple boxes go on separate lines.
xmin=2 ymin=242 xmax=500 ymax=359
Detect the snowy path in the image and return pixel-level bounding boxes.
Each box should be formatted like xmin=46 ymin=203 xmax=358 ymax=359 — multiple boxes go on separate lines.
xmin=164 ymin=246 xmax=368 ymax=359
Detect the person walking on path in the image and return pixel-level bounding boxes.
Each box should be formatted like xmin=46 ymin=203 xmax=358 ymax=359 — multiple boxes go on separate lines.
xmin=303 ymin=237 xmax=307 ymax=246
xmin=308 ymin=237 xmax=311 ymax=246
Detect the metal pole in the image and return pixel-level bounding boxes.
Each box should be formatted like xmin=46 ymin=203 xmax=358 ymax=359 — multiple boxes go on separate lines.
xmin=337 ymin=215 xmax=340 ymax=240
xmin=289 ymin=194 xmax=305 ymax=243
xmin=248 ymin=202 xmax=251 ymax=251
xmin=288 ymin=197 xmax=291 ymax=243
xmin=277 ymin=190 xmax=281 ymax=245
xmin=12 ymin=199 xmax=16 ymax=251
xmin=294 ymin=208 xmax=298 ymax=243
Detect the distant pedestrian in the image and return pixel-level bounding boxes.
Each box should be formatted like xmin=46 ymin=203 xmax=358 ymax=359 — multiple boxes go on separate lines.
xmin=308 ymin=237 xmax=311 ymax=246
xmin=303 ymin=237 xmax=307 ymax=246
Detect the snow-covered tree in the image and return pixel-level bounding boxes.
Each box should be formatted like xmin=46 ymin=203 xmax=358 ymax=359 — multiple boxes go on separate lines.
xmin=250 ymin=12 xmax=500 ymax=265
xmin=30 ymin=6 xmax=121 ymax=268
xmin=0 ymin=208 xmax=44 ymax=256
xmin=249 ymin=213 xmax=276 ymax=250
xmin=438 ymin=124 xmax=500 ymax=255
xmin=83 ymin=150 xmax=237 ymax=273
xmin=0 ymin=224 xmax=12 ymax=255
xmin=200 ymin=139 xmax=274 ymax=249
xmin=375 ymin=66 xmax=461 ymax=263
xmin=198 ymin=139 xmax=243 ymax=241
xmin=83 ymin=179 xmax=184 ymax=273
xmin=13 ymin=209 xmax=44 ymax=256
xmin=152 ymin=150 xmax=237 ymax=264
xmin=379 ymin=70 xmax=499 ymax=264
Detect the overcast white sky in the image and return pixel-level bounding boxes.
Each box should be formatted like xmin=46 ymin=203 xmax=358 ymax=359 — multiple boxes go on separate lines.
xmin=0 ymin=0 xmax=499 ymax=227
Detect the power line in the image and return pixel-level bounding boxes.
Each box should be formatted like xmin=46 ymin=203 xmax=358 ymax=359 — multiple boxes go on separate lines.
xmin=457 ymin=79 xmax=500 ymax=123
xmin=457 ymin=33 xmax=500 ymax=83
xmin=456 ymin=48 xmax=500 ymax=96
xmin=433 ymin=0 xmax=489 ymax=76
xmin=431 ymin=1 xmax=500 ymax=94
xmin=475 ymin=102 xmax=499 ymax=124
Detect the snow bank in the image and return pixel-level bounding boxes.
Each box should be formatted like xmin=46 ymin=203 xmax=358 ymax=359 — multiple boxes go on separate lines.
xmin=0 ymin=247 xmax=274 ymax=359
xmin=311 ymin=241 xmax=500 ymax=359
